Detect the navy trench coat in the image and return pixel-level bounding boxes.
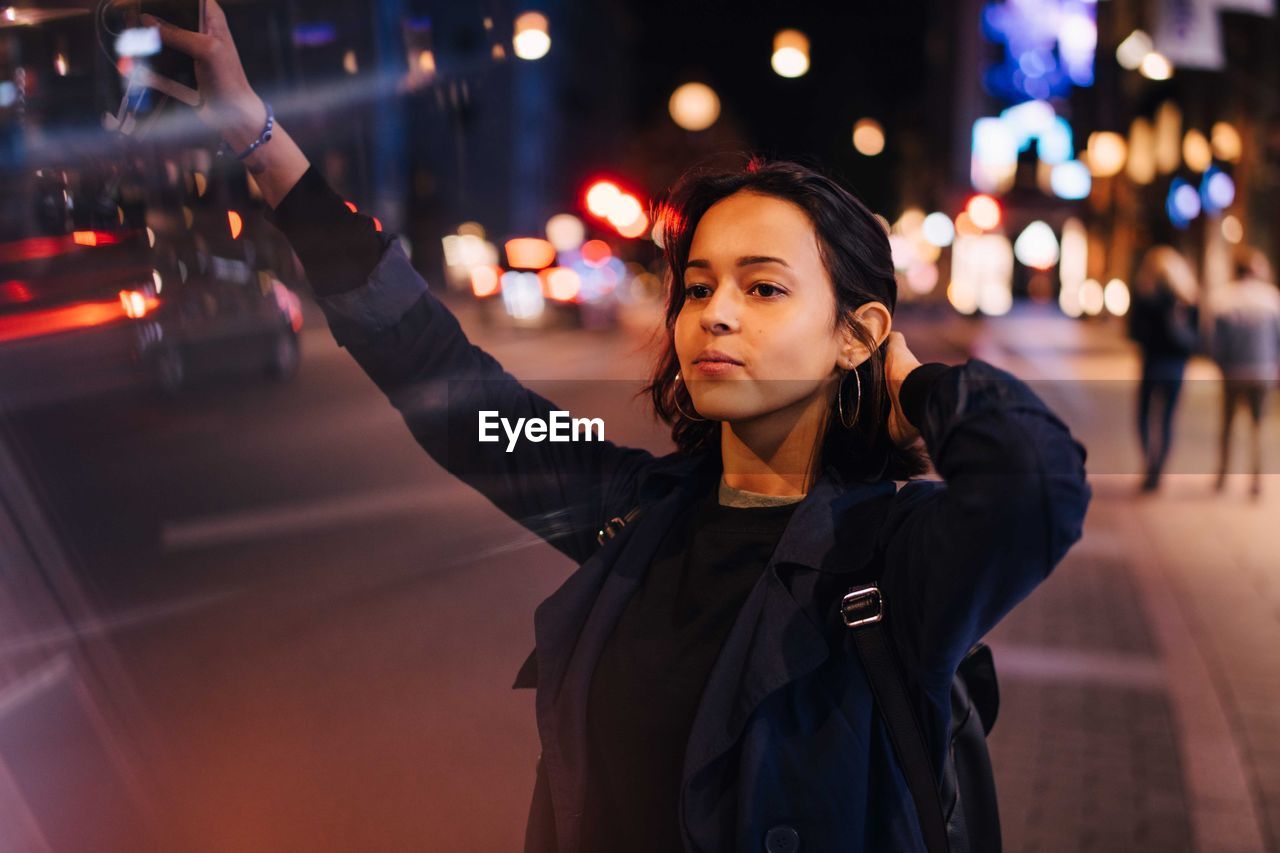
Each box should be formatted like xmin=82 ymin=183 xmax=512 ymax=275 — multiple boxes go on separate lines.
xmin=313 ymin=242 xmax=1092 ymax=853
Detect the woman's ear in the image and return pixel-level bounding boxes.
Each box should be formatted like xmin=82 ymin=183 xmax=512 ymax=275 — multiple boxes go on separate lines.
xmin=839 ymin=302 xmax=893 ymax=367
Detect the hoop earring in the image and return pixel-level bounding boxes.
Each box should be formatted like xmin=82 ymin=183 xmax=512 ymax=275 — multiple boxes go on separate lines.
xmin=837 ymin=367 xmax=862 ymax=428
xmin=673 ymin=371 xmax=708 ymax=422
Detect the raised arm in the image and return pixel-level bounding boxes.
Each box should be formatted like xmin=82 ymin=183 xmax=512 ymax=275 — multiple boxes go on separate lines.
xmin=150 ymin=0 xmax=656 ymax=565
xmin=876 ymin=357 xmax=1092 ymax=687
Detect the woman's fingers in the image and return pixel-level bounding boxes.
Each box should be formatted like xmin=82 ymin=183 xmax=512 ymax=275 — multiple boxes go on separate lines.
xmin=141 ymin=13 xmax=217 ymax=61
xmin=205 ymin=0 xmax=228 ymax=28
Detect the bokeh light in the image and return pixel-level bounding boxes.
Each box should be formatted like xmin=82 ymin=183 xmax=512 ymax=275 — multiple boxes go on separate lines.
xmin=513 ymin=12 xmax=551 ymax=60
xmin=922 ymin=213 xmax=955 ymax=247
xmin=669 ymin=83 xmax=720 ymax=131
xmin=771 ymin=30 xmax=810 ymax=78
xmin=852 ymin=119 xmax=885 ymax=156
xmin=1014 ymin=221 xmax=1060 ymax=270
xmin=545 ymin=214 xmax=585 ymax=252
xmin=1087 ymin=131 xmax=1127 ymax=178
xmin=1104 ymin=278 xmax=1130 ymax=316
xmin=965 ymin=195 xmax=1001 ymax=231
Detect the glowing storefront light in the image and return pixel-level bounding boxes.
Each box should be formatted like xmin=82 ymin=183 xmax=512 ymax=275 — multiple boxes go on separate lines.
xmin=1140 ymin=51 xmax=1173 ymax=80
xmin=1057 ymin=217 xmax=1087 ymax=318
xmin=1104 ymin=278 xmax=1130 ymax=316
xmin=1116 ymin=30 xmax=1153 ymax=70
xmin=1127 ymin=117 xmax=1156 ymax=185
xmin=1201 ymin=168 xmax=1236 ymax=213
xmin=966 ymin=195 xmax=1002 ymax=231
xmin=1050 ymin=161 xmax=1091 ymax=200
xmin=1078 ymin=279 xmax=1105 ymax=315
xmin=1182 ymin=129 xmax=1213 ymax=173
xmin=922 ymin=213 xmax=955 ymax=247
xmin=1154 ymin=101 xmax=1182 ymax=175
xmin=1013 ymin=221 xmax=1060 ymax=270
xmin=1211 ymin=122 xmax=1242 ymax=163
xmin=1167 ymin=178 xmax=1201 ymax=228
xmin=953 ymin=233 xmax=1013 ymax=317
xmin=971 ymin=117 xmax=1017 ymax=192
xmin=981 ymin=0 xmax=1097 ymax=100
xmin=1037 ymin=117 xmax=1074 ymax=164
xmin=1086 ymin=131 xmax=1126 ymax=178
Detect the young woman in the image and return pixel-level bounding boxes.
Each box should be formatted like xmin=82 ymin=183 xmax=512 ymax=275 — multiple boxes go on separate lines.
xmin=150 ymin=4 xmax=1092 ymax=850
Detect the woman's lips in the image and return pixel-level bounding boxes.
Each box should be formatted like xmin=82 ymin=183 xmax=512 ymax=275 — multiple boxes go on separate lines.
xmin=692 ymin=360 xmax=742 ymax=376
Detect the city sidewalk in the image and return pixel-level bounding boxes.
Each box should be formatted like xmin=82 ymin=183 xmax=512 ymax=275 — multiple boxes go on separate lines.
xmin=950 ymin=305 xmax=1280 ymax=853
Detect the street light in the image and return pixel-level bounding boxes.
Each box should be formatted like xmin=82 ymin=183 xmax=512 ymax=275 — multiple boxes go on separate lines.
xmin=669 ymin=83 xmax=720 ymax=131
xmin=513 ymin=12 xmax=550 ymax=61
xmin=771 ymin=30 xmax=809 ymax=78
xmin=852 ymin=119 xmax=885 ymax=156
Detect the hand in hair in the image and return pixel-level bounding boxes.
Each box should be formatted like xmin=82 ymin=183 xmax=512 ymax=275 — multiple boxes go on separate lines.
xmin=884 ymin=331 xmax=923 ymax=447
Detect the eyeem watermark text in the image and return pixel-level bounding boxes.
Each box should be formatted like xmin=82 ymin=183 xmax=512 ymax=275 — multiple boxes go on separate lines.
xmin=478 ymin=410 xmax=605 ymax=452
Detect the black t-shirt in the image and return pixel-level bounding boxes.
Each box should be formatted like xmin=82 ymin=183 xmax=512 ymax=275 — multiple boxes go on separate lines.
xmin=580 ymin=484 xmax=801 ymax=851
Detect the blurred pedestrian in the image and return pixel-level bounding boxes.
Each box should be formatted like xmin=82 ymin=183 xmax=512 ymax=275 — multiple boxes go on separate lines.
xmin=149 ymin=4 xmax=1092 ymax=851
xmin=1128 ymin=245 xmax=1200 ymax=492
xmin=1210 ymin=247 xmax=1280 ymax=497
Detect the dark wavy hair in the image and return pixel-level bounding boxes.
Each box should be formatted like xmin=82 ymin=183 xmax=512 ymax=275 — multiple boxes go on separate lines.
xmin=641 ymin=156 xmax=928 ymax=486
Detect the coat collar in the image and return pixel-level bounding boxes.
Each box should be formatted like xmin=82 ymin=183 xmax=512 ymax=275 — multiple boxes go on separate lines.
xmin=531 ymin=446 xmax=897 ymax=851
xmin=640 ymin=446 xmax=895 ymax=574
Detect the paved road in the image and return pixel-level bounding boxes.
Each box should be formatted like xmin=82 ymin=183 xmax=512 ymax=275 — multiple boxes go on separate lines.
xmin=3 ymin=294 xmax=684 ymax=851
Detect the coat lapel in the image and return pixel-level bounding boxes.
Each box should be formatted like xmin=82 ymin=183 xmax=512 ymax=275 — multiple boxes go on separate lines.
xmin=680 ymin=466 xmax=897 ymax=788
xmin=531 ymin=448 xmax=720 ymax=852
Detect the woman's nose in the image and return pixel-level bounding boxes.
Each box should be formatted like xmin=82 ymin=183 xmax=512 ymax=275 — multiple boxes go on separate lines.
xmin=701 ymin=286 xmax=740 ymax=334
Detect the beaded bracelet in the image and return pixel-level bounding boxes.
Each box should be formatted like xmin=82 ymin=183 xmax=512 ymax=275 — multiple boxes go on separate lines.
xmin=218 ymin=100 xmax=274 ymax=161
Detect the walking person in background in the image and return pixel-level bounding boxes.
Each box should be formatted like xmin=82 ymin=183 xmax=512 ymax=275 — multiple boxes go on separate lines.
xmin=1210 ymin=246 xmax=1280 ymax=498
xmin=1128 ymin=245 xmax=1201 ymax=492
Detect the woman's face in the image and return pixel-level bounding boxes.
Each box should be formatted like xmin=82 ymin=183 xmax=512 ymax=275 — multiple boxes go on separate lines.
xmin=674 ymin=190 xmax=855 ymax=425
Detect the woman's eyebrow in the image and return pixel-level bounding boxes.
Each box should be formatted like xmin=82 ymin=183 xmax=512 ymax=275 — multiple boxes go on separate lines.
xmin=686 ymin=255 xmax=792 ymax=270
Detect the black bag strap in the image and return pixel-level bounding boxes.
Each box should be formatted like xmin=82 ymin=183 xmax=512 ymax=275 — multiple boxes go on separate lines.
xmin=596 ymin=503 xmax=644 ymax=546
xmin=842 ymin=585 xmax=951 ymax=853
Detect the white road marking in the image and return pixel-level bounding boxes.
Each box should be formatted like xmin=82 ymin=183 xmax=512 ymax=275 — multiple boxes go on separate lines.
xmin=162 ymin=484 xmax=464 ymax=551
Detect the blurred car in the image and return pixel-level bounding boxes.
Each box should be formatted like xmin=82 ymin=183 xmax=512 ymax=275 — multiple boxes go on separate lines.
xmin=0 ymin=154 xmax=303 ymax=399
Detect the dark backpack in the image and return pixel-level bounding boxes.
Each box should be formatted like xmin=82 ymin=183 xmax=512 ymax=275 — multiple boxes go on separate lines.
xmin=841 ymin=585 xmax=1002 ymax=853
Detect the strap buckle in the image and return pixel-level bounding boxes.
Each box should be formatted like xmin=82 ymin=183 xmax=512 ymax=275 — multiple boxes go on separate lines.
xmin=596 ymin=517 xmax=626 ymax=546
xmin=841 ymin=584 xmax=884 ymax=628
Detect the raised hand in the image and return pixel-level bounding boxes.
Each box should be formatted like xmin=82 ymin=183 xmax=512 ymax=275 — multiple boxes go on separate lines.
xmin=883 ymin=331 xmax=924 ymax=447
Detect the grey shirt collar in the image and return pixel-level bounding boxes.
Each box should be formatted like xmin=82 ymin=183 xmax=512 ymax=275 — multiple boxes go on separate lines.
xmin=717 ymin=476 xmax=807 ymax=508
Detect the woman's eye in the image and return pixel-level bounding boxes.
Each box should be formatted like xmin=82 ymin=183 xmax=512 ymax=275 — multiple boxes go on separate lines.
xmin=684 ymin=284 xmax=712 ymax=299
xmin=751 ymin=282 xmax=785 ymax=298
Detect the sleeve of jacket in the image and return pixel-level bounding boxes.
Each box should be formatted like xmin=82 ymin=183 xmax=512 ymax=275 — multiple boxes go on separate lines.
xmin=261 ymin=165 xmax=655 ymax=565
xmin=876 ymin=358 xmax=1092 ymax=685
xmin=305 ymin=237 xmax=655 ymax=566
